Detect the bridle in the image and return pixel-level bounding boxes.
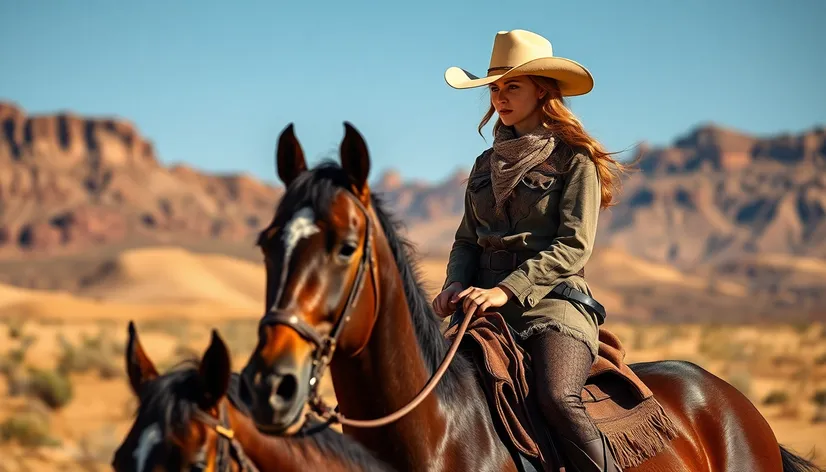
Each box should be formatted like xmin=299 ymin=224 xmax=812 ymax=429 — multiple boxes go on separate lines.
xmin=257 ymin=189 xmax=473 ymax=430
xmin=190 ymin=402 xmax=258 ymax=472
xmin=257 ymin=190 xmax=379 ymax=428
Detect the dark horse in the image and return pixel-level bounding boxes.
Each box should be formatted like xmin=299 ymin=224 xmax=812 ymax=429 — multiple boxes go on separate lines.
xmin=113 ymin=321 xmax=395 ymax=472
xmin=239 ymin=123 xmax=822 ymax=472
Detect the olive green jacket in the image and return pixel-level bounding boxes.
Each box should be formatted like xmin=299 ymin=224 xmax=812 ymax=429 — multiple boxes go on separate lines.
xmin=443 ymin=147 xmax=602 ymax=356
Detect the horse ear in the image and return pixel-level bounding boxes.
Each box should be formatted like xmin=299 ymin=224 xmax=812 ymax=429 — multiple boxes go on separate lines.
xmin=340 ymin=122 xmax=371 ymax=203
xmin=197 ymin=330 xmax=232 ymax=410
xmin=126 ymin=321 xmax=159 ymax=395
xmin=276 ymin=123 xmax=308 ymax=187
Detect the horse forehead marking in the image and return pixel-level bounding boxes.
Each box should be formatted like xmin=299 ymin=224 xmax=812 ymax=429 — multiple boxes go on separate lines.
xmin=283 ymin=207 xmax=319 ymax=255
xmin=134 ymin=422 xmax=162 ymax=472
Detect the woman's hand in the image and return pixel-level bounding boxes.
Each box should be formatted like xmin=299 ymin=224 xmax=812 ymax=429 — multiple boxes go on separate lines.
xmin=432 ymin=282 xmax=464 ymax=318
xmin=454 ymin=285 xmax=513 ymax=318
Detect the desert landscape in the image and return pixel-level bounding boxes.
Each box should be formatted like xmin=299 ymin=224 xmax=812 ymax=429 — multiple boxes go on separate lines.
xmin=1 ymin=103 xmax=826 ymax=469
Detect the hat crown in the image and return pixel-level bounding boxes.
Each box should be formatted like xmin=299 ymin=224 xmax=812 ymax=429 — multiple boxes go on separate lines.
xmin=488 ymin=30 xmax=554 ymax=71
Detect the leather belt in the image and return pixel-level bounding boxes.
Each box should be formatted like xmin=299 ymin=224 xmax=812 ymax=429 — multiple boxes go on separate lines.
xmin=479 ymin=249 xmax=529 ymax=271
xmin=479 ymin=249 xmax=585 ymax=278
xmin=478 ymin=249 xmax=602 ymax=324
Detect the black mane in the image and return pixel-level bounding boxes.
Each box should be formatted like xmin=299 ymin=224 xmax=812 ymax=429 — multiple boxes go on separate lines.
xmin=139 ymin=365 xmax=393 ymax=471
xmin=268 ymin=161 xmax=472 ymax=399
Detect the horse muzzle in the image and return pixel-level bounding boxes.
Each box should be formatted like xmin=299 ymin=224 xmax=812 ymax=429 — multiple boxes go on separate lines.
xmin=239 ymin=361 xmax=310 ymax=434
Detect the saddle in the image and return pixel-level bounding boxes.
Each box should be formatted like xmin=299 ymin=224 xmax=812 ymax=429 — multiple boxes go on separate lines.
xmin=443 ymin=313 xmax=679 ymax=471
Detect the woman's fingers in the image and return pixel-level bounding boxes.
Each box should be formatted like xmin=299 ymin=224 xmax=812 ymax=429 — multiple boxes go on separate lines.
xmin=479 ymin=300 xmax=490 ymax=313
xmin=434 ymin=292 xmax=449 ymax=316
xmin=457 ymin=287 xmax=473 ymax=298
xmin=463 ymin=292 xmax=480 ymax=313
xmin=465 ymin=300 xmax=478 ymax=318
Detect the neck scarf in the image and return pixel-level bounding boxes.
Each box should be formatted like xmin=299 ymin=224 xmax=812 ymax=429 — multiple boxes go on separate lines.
xmin=490 ymin=124 xmax=557 ymax=214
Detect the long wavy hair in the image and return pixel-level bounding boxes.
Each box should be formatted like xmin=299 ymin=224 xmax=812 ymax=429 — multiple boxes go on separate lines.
xmin=478 ymin=75 xmax=633 ymax=209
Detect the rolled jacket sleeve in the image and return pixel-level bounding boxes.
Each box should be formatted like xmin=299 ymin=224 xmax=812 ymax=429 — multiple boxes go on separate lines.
xmin=498 ymin=155 xmax=601 ymax=306
xmin=442 ymin=183 xmax=482 ymax=291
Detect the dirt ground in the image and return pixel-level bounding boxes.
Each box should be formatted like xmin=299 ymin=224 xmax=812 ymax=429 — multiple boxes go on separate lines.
xmin=1 ymin=250 xmax=824 ymax=469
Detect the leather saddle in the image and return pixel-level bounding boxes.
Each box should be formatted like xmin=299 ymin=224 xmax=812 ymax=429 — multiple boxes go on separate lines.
xmin=443 ymin=312 xmax=679 ymax=471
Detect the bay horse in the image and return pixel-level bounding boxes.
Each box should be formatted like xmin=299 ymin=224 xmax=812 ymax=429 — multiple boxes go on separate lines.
xmin=239 ymin=123 xmax=822 ymax=472
xmin=113 ymin=321 xmax=395 ymax=472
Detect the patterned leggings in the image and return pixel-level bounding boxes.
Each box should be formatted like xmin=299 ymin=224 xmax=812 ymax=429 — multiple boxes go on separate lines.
xmin=527 ymin=328 xmax=600 ymax=444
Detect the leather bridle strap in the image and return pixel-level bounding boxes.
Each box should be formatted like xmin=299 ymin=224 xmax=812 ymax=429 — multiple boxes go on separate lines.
xmin=191 ymin=403 xmax=259 ymax=472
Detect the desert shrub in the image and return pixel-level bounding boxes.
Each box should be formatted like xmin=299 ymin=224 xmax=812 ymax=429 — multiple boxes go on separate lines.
xmin=763 ymin=390 xmax=790 ymax=406
xmin=5 ymin=316 xmax=26 ymax=339
xmin=812 ymin=390 xmax=826 ymax=408
xmin=2 ymin=334 xmax=36 ymax=370
xmin=57 ymin=330 xmax=122 ymax=380
xmin=141 ymin=318 xmax=190 ymax=340
xmin=26 ymin=368 xmax=73 ymax=409
xmin=699 ymin=337 xmax=750 ymax=362
xmin=630 ymin=327 xmax=647 ymax=350
xmin=0 ymin=410 xmax=59 ymax=447
xmin=646 ymin=326 xmax=685 ymax=349
xmin=771 ymin=353 xmax=803 ymax=369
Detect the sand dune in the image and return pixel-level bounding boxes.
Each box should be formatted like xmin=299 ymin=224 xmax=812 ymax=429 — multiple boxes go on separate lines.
xmin=0 ymin=283 xmax=39 ymax=308
xmin=0 ymin=247 xmax=267 ymax=322
xmin=590 ymin=247 xmax=748 ymax=297
xmin=744 ymin=253 xmax=826 ymax=275
xmin=77 ymin=246 xmax=265 ymax=310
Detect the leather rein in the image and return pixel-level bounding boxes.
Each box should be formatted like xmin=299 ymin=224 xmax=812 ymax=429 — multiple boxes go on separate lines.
xmin=257 ymin=191 xmax=473 ymax=430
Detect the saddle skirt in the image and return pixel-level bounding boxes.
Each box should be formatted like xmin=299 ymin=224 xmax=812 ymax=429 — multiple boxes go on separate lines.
xmin=443 ymin=313 xmax=679 ymax=471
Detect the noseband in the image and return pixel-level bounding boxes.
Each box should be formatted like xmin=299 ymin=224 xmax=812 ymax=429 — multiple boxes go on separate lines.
xmin=191 ymin=402 xmax=258 ymax=472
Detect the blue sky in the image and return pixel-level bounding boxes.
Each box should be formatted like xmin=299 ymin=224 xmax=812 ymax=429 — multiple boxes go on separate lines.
xmin=1 ymin=0 xmax=824 ymax=184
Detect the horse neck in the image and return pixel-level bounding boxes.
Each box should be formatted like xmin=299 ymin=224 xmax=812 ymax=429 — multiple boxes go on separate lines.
xmin=329 ymin=234 xmax=449 ymax=462
xmin=226 ymin=402 xmax=359 ymax=472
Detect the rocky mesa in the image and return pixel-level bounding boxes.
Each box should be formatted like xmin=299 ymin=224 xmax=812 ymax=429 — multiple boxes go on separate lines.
xmin=1 ymin=102 xmax=825 ymax=321
xmin=0 ymin=101 xmax=282 ymax=256
xmin=599 ymin=124 xmax=826 ymax=269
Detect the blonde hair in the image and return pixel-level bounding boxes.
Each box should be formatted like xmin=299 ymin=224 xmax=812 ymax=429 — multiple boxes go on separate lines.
xmin=478 ymin=75 xmax=633 ymax=209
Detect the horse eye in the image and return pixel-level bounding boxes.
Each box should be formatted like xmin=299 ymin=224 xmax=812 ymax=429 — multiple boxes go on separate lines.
xmin=338 ymin=242 xmax=357 ymax=259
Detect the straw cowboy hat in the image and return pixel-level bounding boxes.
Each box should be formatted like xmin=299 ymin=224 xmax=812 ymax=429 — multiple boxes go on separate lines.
xmin=445 ymin=29 xmax=594 ymax=96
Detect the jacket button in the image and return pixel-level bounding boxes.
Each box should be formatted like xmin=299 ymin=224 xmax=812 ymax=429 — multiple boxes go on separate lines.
xmin=527 ymin=296 xmax=536 ymax=306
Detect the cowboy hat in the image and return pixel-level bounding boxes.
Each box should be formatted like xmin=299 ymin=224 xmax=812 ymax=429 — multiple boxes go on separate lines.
xmin=444 ymin=29 xmax=594 ymax=96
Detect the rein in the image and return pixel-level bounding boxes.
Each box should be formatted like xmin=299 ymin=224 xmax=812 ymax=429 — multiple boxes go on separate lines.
xmin=191 ymin=402 xmax=259 ymax=472
xmin=258 ymin=190 xmax=473 ymax=429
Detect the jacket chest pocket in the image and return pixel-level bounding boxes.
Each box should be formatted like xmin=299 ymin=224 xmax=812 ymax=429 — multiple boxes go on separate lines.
xmin=511 ymin=171 xmax=564 ymax=223
xmin=466 ymin=172 xmax=502 ymax=228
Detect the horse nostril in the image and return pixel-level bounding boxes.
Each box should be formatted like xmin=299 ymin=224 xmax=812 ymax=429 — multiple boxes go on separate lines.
xmin=276 ymin=374 xmax=298 ymax=402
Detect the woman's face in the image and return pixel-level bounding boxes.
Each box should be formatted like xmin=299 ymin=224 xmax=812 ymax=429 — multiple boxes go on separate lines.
xmin=489 ymin=76 xmax=545 ymax=130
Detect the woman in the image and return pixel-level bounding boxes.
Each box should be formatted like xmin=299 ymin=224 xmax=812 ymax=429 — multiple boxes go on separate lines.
xmin=432 ymin=29 xmax=629 ymax=472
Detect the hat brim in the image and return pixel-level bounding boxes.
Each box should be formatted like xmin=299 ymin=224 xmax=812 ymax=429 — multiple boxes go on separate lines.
xmin=444 ymin=56 xmax=594 ymax=96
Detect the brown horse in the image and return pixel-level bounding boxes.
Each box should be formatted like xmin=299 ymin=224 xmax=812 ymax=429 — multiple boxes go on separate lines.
xmin=239 ymin=123 xmax=822 ymax=472
xmin=112 ymin=321 xmax=396 ymax=472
